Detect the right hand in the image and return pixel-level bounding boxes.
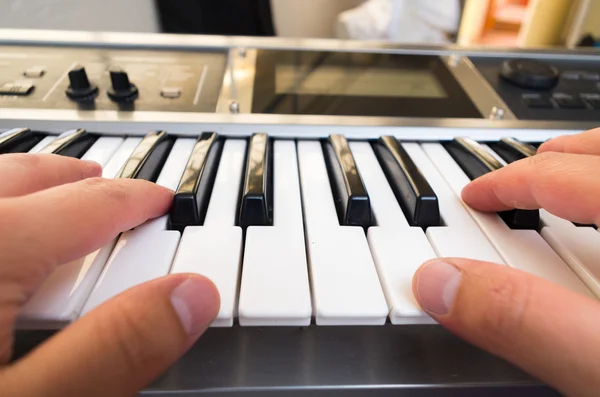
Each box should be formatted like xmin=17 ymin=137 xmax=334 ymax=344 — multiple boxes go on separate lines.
xmin=412 ymin=128 xmax=600 ymax=397
xmin=0 ymin=153 xmax=220 ymax=397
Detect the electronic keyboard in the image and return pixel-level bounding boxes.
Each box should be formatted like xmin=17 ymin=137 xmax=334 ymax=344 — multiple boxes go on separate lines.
xmin=4 ymin=29 xmax=599 ymax=396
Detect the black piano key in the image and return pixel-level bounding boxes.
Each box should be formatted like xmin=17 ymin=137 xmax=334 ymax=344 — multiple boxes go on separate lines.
xmin=38 ymin=128 xmax=97 ymax=158
xmin=373 ymin=136 xmax=440 ymax=228
xmin=117 ymin=130 xmax=171 ymax=180
xmin=487 ymin=137 xmax=537 ymax=164
xmin=323 ymin=134 xmax=372 ymax=228
xmin=238 ymin=133 xmax=273 ymax=228
xmin=134 ymin=138 xmax=175 ymax=182
xmin=0 ymin=128 xmax=44 ymax=154
xmin=444 ymin=137 xmax=540 ymax=230
xmin=168 ymin=133 xmax=223 ymax=232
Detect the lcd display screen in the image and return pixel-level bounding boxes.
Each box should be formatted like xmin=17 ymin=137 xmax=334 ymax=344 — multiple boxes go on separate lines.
xmin=275 ymin=65 xmax=447 ymax=98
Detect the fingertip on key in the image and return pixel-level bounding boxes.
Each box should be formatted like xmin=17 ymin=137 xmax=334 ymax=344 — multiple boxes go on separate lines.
xmin=82 ymin=159 xmax=103 ymax=177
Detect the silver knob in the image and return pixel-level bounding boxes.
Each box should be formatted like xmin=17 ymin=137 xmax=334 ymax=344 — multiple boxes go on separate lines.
xmin=229 ymin=100 xmax=240 ymax=114
xmin=489 ymin=106 xmax=505 ymax=120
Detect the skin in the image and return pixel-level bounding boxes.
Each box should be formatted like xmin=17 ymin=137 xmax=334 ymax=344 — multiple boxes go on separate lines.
xmin=413 ymin=129 xmax=600 ymax=397
xmin=0 ymin=153 xmax=220 ymax=397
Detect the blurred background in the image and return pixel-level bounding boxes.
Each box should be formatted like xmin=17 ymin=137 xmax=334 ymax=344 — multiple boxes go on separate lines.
xmin=0 ymin=0 xmax=598 ymax=49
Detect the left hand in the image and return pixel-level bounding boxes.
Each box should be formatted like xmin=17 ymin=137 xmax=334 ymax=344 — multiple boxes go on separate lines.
xmin=0 ymin=153 xmax=220 ymax=397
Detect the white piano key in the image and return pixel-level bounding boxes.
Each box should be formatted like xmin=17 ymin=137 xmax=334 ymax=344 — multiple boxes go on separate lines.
xmin=28 ymin=135 xmax=56 ymax=154
xmin=403 ymin=143 xmax=504 ymax=263
xmin=367 ymin=227 xmax=436 ymax=324
xmin=541 ymin=226 xmax=600 ymax=298
xmin=203 ymin=140 xmax=247 ymax=226
xmin=155 ymin=138 xmax=196 ymax=191
xmin=80 ymin=137 xmax=124 ymax=167
xmin=298 ymin=141 xmax=388 ymax=325
xmin=82 ymin=227 xmax=180 ymax=315
xmin=421 ymin=143 xmax=594 ymax=298
xmin=238 ymin=141 xmax=311 ymax=326
xmin=349 ymin=142 xmax=408 ymax=227
xmin=173 ymin=227 xmax=242 ymax=327
xmin=101 ymin=137 xmax=142 ymax=179
xmin=170 ymin=139 xmax=247 ymax=327
xmin=349 ymin=142 xmax=433 ymax=324
xmin=18 ymin=240 xmax=118 ymax=327
xmin=0 ymin=129 xmax=14 ymax=139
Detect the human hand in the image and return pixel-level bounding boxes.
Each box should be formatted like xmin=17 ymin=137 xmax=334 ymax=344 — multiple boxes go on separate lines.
xmin=0 ymin=154 xmax=220 ymax=397
xmin=412 ymin=129 xmax=600 ymax=397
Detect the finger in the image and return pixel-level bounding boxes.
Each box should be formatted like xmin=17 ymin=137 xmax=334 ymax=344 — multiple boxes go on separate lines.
xmin=538 ymin=128 xmax=600 ymax=156
xmin=461 ymin=152 xmax=600 ymax=225
xmin=0 ymin=153 xmax=101 ymax=197
xmin=413 ymin=258 xmax=600 ymax=397
xmin=2 ymin=274 xmax=220 ymax=397
xmin=0 ymin=177 xmax=173 ymax=297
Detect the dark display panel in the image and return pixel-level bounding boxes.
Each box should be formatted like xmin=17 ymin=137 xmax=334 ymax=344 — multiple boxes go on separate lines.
xmin=252 ymin=50 xmax=482 ymax=118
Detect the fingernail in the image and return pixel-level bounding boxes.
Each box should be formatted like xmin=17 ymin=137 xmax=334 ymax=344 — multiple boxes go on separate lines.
xmin=415 ymin=260 xmax=462 ymax=316
xmin=84 ymin=159 xmax=101 ymax=167
xmin=83 ymin=160 xmax=102 ymax=174
xmin=170 ymin=277 xmax=219 ymax=336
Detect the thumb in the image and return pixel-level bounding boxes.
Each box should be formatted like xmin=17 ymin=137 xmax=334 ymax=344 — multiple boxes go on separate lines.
xmin=413 ymin=258 xmax=600 ymax=397
xmin=2 ymin=274 xmax=219 ymax=397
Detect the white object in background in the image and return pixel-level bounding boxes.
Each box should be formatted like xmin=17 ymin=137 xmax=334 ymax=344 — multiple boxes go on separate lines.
xmin=336 ymin=0 xmax=461 ymax=44
xmin=0 ymin=0 xmax=159 ymax=33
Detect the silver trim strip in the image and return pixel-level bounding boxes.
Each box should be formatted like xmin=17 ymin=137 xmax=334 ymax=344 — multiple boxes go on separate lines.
xmin=443 ymin=55 xmax=516 ymax=120
xmin=216 ymin=48 xmax=257 ymax=114
xmin=0 ymin=29 xmax=599 ymax=60
xmin=0 ymin=108 xmax=589 ymax=141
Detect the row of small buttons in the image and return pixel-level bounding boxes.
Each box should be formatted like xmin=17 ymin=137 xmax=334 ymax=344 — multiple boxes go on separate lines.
xmin=522 ymin=93 xmax=600 ymax=110
xmin=562 ymin=71 xmax=600 ymax=81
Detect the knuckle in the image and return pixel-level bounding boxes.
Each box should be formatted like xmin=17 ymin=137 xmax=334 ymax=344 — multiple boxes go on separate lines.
xmin=0 ymin=153 xmax=40 ymax=170
xmin=527 ymin=151 xmax=559 ymax=171
xmin=82 ymin=177 xmax=132 ymax=206
xmin=103 ymin=302 xmax=162 ymax=373
xmin=477 ymin=273 xmax=532 ymax=349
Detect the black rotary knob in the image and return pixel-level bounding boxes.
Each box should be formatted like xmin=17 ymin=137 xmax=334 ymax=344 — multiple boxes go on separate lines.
xmin=107 ymin=68 xmax=138 ymax=103
xmin=500 ymin=59 xmax=559 ymax=90
xmin=65 ymin=66 xmax=99 ymax=102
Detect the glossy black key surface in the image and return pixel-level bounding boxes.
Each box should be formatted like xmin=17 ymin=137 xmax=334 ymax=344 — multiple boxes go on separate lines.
xmin=487 ymin=137 xmax=537 ymax=164
xmin=0 ymin=128 xmax=43 ymax=154
xmin=238 ymin=133 xmax=273 ymax=228
xmin=373 ymin=136 xmax=440 ymax=228
xmin=444 ymin=137 xmax=539 ymax=230
xmin=38 ymin=128 xmax=97 ymax=158
xmin=117 ymin=130 xmax=172 ymax=180
xmin=135 ymin=137 xmax=175 ymax=182
xmin=168 ymin=133 xmax=223 ymax=232
xmin=14 ymin=326 xmax=560 ymax=397
xmin=323 ymin=134 xmax=372 ymax=228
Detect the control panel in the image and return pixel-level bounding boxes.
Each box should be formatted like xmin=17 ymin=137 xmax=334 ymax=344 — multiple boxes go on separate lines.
xmin=1 ymin=40 xmax=600 ymax=125
xmin=0 ymin=46 xmax=227 ymax=112
xmin=471 ymin=57 xmax=600 ymax=122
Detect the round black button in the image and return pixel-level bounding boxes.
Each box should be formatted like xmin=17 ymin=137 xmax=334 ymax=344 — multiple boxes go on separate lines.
xmin=500 ymin=59 xmax=559 ymax=90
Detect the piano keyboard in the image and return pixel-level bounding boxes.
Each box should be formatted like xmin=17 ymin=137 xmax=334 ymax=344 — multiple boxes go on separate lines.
xmin=5 ymin=127 xmax=600 ymax=329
